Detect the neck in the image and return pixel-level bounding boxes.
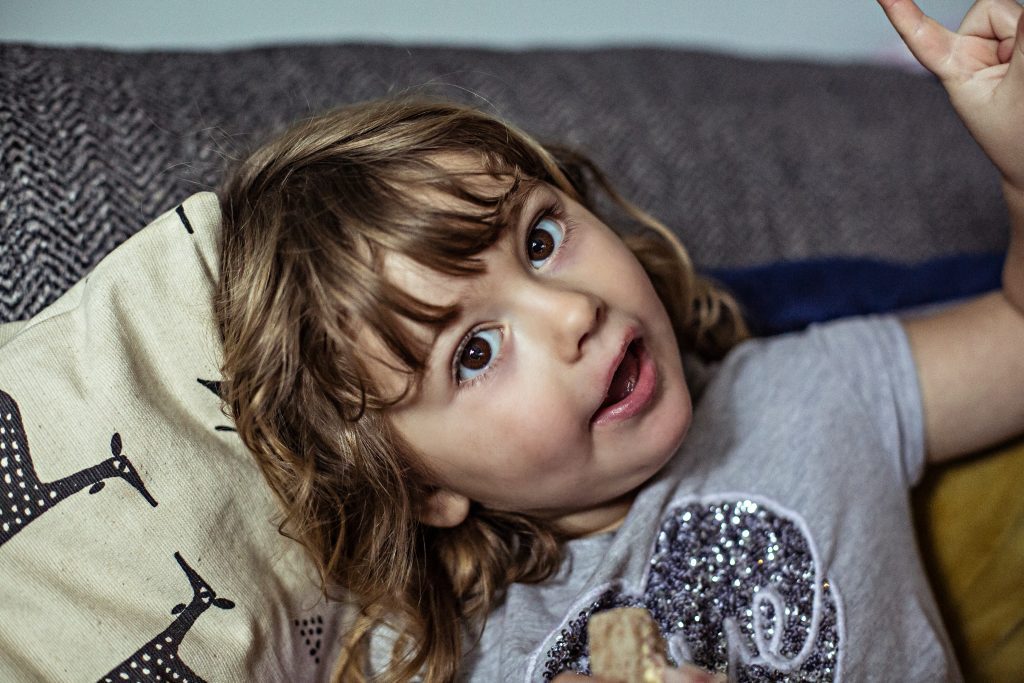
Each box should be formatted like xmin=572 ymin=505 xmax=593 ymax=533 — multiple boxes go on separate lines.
xmin=552 ymin=491 xmax=635 ymax=538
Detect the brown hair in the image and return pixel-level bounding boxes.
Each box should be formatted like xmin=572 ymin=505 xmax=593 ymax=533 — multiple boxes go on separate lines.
xmin=215 ymin=98 xmax=748 ymax=682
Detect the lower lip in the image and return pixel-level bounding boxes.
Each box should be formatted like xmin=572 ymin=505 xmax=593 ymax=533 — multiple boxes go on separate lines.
xmin=591 ymin=343 xmax=658 ymax=427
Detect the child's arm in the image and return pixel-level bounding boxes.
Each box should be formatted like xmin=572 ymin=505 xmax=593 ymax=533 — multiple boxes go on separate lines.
xmin=879 ymin=0 xmax=1024 ymax=463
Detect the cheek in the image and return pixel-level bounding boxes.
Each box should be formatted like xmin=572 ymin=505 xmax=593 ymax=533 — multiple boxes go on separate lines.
xmin=661 ymin=381 xmax=692 ymax=453
xmin=478 ymin=389 xmax=586 ymax=471
xmin=398 ymin=384 xmax=585 ymax=488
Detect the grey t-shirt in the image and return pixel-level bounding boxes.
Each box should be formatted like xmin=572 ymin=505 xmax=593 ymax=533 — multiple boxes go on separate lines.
xmin=461 ymin=315 xmax=960 ymax=682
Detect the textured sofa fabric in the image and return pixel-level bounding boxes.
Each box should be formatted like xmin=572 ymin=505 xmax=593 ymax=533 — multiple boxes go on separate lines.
xmin=0 ymin=42 xmax=1007 ymax=324
xmin=2 ymin=42 xmax=1021 ymax=681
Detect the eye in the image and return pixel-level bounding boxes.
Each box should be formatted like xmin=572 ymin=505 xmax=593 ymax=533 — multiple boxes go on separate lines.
xmin=454 ymin=327 xmax=503 ymax=383
xmin=526 ymin=216 xmax=565 ymax=268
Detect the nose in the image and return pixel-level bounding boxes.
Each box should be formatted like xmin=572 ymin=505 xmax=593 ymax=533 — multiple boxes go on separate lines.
xmin=518 ymin=279 xmax=604 ymax=362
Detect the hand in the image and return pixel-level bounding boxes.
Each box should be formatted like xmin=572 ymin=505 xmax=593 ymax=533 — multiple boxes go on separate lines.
xmin=878 ymin=0 xmax=1024 ymax=192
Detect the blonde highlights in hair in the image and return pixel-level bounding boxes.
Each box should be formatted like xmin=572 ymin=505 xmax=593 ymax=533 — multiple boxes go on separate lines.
xmin=215 ymin=98 xmax=747 ymax=682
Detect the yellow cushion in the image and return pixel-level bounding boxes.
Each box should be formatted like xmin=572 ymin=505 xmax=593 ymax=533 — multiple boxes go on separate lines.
xmin=914 ymin=438 xmax=1024 ymax=682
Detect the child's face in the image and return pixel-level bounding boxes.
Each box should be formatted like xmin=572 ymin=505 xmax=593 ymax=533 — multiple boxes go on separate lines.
xmin=383 ymin=176 xmax=692 ymax=535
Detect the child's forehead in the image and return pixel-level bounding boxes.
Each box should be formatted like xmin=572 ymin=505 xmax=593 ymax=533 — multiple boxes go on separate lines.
xmin=418 ymin=164 xmax=546 ymax=235
xmin=419 ymin=152 xmax=518 ymax=203
xmin=383 ymin=250 xmax=467 ymax=311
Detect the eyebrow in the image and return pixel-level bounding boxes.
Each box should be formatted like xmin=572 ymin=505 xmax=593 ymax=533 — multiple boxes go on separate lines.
xmin=496 ymin=175 xmax=543 ymax=236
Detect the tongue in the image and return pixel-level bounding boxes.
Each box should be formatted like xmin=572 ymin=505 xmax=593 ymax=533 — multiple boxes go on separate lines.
xmin=602 ymin=344 xmax=640 ymax=408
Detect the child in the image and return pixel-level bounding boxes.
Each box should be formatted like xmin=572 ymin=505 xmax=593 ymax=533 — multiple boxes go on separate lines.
xmin=214 ymin=0 xmax=1024 ymax=680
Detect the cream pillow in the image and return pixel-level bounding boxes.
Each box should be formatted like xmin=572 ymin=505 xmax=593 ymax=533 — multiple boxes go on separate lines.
xmin=0 ymin=192 xmax=348 ymax=681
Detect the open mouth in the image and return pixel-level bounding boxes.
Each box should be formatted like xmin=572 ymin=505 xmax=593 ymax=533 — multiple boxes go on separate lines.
xmin=592 ymin=337 xmax=657 ymax=426
xmin=599 ymin=339 xmax=642 ymax=410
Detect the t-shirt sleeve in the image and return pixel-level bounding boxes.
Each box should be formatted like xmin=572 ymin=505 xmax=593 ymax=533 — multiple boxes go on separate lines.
xmin=805 ymin=315 xmax=926 ymax=488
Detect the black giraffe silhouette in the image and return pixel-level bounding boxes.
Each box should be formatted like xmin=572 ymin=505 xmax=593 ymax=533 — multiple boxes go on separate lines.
xmin=196 ymin=379 xmax=235 ymax=433
xmin=101 ymin=552 xmax=235 ymax=683
xmin=0 ymin=389 xmax=158 ymax=546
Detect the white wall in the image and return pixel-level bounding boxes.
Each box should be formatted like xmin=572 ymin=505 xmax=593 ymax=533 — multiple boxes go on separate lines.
xmin=0 ymin=0 xmax=968 ymax=64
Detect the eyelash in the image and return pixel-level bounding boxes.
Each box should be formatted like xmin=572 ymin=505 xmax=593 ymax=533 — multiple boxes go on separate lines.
xmin=450 ymin=199 xmax=576 ymax=388
xmin=533 ymin=202 xmax=575 ymax=265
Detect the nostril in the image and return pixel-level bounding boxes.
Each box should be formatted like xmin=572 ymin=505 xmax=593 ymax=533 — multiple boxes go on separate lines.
xmin=578 ymin=300 xmax=604 ymax=353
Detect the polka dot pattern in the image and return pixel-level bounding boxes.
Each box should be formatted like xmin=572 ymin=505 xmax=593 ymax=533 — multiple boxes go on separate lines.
xmin=0 ymin=390 xmax=157 ymax=547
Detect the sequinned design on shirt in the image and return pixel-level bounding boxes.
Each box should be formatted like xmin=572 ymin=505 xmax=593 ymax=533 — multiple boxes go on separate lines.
xmin=541 ymin=499 xmax=841 ymax=681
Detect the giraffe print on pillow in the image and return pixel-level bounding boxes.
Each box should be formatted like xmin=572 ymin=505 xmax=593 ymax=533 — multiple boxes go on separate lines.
xmin=0 ymin=389 xmax=158 ymax=547
xmin=196 ymin=379 xmax=235 ymax=433
xmin=101 ymin=552 xmax=235 ymax=683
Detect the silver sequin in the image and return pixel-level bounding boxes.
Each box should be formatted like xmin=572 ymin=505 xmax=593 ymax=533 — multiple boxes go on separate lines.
xmin=543 ymin=499 xmax=840 ymax=681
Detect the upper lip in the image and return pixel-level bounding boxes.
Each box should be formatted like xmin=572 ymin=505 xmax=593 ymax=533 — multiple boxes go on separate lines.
xmin=593 ymin=328 xmax=638 ymax=419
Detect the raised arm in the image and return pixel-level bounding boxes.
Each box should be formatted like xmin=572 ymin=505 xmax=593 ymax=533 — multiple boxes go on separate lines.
xmin=879 ymin=0 xmax=1024 ymax=462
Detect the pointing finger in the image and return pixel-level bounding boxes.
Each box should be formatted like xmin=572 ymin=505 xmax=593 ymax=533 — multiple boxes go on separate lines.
xmin=877 ymin=0 xmax=958 ymax=78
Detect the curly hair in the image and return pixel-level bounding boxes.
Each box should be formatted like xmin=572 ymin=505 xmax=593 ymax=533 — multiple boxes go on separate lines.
xmin=215 ymin=98 xmax=748 ymax=682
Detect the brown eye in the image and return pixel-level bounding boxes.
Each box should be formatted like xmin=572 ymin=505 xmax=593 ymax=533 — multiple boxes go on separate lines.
xmin=526 ymin=216 xmax=565 ymax=268
xmin=528 ymin=229 xmax=554 ymax=260
xmin=455 ymin=328 xmax=502 ymax=383
xmin=461 ymin=336 xmax=491 ymax=370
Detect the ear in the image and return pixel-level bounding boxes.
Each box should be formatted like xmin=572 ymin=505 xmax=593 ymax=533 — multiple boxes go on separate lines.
xmin=418 ymin=488 xmax=471 ymax=528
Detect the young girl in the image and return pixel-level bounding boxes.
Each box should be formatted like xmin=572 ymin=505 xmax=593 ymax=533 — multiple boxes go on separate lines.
xmin=214 ymin=0 xmax=1024 ymax=680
